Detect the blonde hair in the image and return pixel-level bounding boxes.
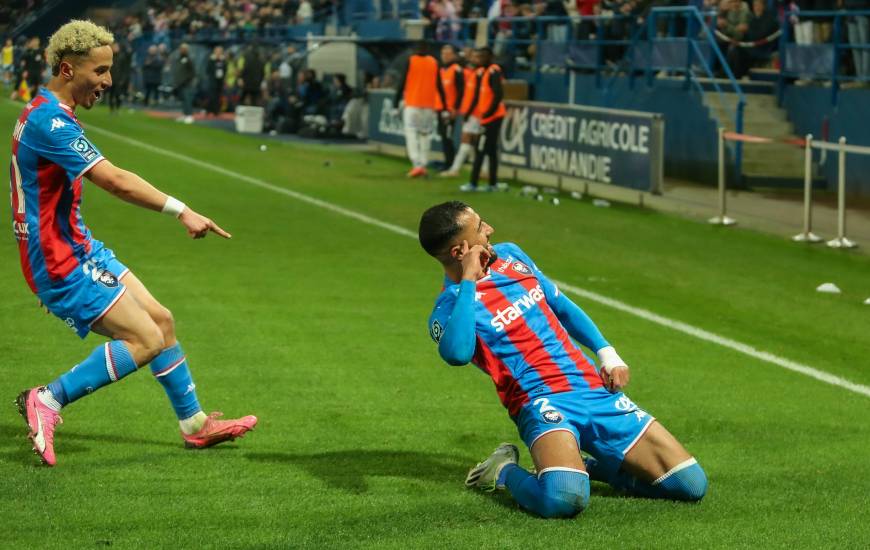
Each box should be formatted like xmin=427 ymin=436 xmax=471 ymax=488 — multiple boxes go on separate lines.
xmin=45 ymin=20 xmax=114 ymax=76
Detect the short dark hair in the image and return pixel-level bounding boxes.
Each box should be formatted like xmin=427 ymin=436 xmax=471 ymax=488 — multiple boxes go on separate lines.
xmin=418 ymin=201 xmax=469 ymax=257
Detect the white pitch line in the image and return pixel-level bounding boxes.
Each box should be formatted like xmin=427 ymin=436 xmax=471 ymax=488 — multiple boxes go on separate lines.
xmin=87 ymin=124 xmax=870 ymax=399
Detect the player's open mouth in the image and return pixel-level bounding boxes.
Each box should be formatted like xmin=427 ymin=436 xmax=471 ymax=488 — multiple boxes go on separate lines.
xmin=93 ymin=90 xmax=102 ymax=102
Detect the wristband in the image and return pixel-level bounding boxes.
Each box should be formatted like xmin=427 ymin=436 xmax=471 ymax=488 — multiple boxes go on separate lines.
xmin=597 ymin=346 xmax=627 ymax=374
xmin=161 ymin=196 xmax=186 ymax=218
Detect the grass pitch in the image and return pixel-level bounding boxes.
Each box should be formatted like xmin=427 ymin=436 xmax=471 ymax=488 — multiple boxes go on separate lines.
xmin=1 ymin=101 xmax=869 ymax=549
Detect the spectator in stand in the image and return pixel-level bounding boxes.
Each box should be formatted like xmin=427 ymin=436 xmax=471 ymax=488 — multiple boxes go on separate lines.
xmin=846 ymin=0 xmax=870 ymax=84
xmin=205 ymin=45 xmax=227 ymax=115
xmin=107 ymin=42 xmax=132 ymax=113
xmin=264 ymin=68 xmax=290 ymax=132
xmin=239 ymin=44 xmax=265 ymax=106
xmin=142 ymin=45 xmax=164 ymax=106
xmin=173 ymin=43 xmax=196 ymax=124
xmin=575 ymin=0 xmax=600 ymax=39
xmin=726 ymin=0 xmax=779 ymax=79
xmin=297 ymin=0 xmax=314 ymax=23
xmin=20 ymin=37 xmax=44 ymax=98
xmin=792 ymin=0 xmax=815 ymax=45
xmin=327 ymin=73 xmax=353 ymax=131
xmin=288 ymin=68 xmax=325 ymax=132
xmin=2 ymin=38 xmax=14 ymax=87
xmin=716 ymin=0 xmax=750 ymax=42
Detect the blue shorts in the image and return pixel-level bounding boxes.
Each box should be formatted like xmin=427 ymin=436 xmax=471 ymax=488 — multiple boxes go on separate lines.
xmin=514 ymin=388 xmax=655 ymax=478
xmin=37 ymin=245 xmax=129 ymax=339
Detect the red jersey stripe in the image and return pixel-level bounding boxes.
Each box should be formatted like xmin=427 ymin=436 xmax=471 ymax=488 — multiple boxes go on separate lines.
xmin=37 ymin=159 xmax=79 ymax=280
xmin=478 ymin=273 xmax=575 ymax=396
xmin=473 ymin=336 xmax=529 ymax=416
xmin=500 ymin=267 xmax=604 ymax=390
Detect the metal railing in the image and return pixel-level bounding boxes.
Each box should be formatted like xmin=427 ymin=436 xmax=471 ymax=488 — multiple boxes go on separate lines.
xmin=777 ymin=9 xmax=870 ymax=105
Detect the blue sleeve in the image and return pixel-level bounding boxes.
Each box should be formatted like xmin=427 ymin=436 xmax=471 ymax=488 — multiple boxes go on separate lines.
xmin=428 ymin=280 xmax=477 ymax=366
xmin=503 ymin=243 xmax=610 ymax=353
xmin=24 ymin=110 xmax=104 ymax=180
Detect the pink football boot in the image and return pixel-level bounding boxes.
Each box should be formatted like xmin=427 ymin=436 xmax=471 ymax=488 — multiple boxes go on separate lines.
xmin=16 ymin=388 xmax=63 ymax=466
xmin=181 ymin=411 xmax=258 ymax=449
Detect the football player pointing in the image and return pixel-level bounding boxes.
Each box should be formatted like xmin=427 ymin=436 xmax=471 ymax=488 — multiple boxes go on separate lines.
xmin=419 ymin=201 xmax=706 ymax=518
xmin=10 ymin=20 xmax=256 ymax=466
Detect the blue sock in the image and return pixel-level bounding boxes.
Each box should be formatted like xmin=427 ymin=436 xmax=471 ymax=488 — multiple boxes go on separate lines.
xmin=602 ymin=458 xmax=707 ymax=501
xmin=52 ymin=341 xmax=138 ymax=406
xmin=501 ymin=464 xmax=590 ymax=518
xmin=149 ymin=342 xmax=202 ymax=420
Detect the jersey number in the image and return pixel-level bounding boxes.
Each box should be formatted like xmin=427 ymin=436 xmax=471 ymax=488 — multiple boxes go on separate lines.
xmin=11 ymin=154 xmax=25 ymax=215
xmin=533 ymin=398 xmax=557 ymax=414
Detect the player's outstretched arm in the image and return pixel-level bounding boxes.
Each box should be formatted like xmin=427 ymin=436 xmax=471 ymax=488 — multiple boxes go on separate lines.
xmin=87 ymin=159 xmax=231 ymax=239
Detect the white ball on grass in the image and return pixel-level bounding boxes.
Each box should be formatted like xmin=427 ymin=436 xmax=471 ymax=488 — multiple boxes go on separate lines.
xmin=259 ymin=144 xmax=267 ymax=152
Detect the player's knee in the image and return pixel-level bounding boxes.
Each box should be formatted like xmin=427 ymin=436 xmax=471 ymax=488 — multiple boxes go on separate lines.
xmin=538 ymin=470 xmax=590 ymax=519
xmin=661 ymin=460 xmax=707 ymax=502
xmin=151 ymin=305 xmax=175 ymax=341
xmin=131 ymin=323 xmax=165 ymax=366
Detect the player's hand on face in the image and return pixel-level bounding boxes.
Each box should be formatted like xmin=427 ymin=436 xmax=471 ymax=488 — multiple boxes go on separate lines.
xmin=458 ymin=240 xmax=491 ymax=281
xmin=178 ymin=208 xmax=232 ymax=240
xmin=601 ymin=365 xmax=630 ymax=393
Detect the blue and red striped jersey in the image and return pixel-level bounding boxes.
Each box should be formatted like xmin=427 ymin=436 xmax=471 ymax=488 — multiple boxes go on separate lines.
xmin=428 ymin=242 xmax=605 ymax=416
xmin=9 ymin=88 xmax=105 ymax=293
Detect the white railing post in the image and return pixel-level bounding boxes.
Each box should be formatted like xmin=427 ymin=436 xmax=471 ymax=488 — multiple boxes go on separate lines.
xmin=709 ymin=127 xmax=737 ymax=225
xmin=827 ymin=136 xmax=857 ymax=249
xmin=793 ymin=134 xmax=823 ymax=243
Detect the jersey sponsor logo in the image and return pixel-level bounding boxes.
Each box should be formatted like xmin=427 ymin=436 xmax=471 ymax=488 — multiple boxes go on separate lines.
xmin=12 ymin=221 xmax=29 ymax=241
xmin=431 ymin=319 xmax=444 ymax=343
xmin=511 ymin=261 xmax=531 ymax=275
xmin=70 ymin=135 xmax=98 ymax=162
xmin=50 ymin=117 xmax=66 ymax=132
xmin=490 ymin=284 xmax=546 ymax=332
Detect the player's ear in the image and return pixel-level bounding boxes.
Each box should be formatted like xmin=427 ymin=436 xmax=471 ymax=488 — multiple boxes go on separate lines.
xmin=59 ymin=60 xmax=74 ymax=80
xmin=449 ymin=243 xmax=463 ymax=261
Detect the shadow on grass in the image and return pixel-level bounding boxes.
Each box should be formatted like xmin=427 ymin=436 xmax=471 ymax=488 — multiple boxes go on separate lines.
xmin=246 ymin=449 xmax=477 ymax=494
xmin=0 ymin=420 xmax=182 ymax=466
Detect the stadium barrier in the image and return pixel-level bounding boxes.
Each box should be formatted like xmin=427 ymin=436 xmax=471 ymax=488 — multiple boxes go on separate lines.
xmin=714 ymin=128 xmax=866 ymax=248
xmin=367 ymin=90 xmax=665 ymax=194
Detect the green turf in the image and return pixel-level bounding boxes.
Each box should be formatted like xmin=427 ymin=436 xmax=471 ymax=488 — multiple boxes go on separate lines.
xmin=1 ymin=100 xmax=868 ymax=549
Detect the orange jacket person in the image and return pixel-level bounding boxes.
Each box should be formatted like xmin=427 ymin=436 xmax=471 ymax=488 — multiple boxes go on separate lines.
xmin=394 ymin=42 xmax=446 ymax=178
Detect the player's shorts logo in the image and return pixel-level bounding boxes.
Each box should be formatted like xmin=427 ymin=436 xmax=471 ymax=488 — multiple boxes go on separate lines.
xmin=70 ymin=136 xmax=98 ymax=162
xmin=431 ymin=320 xmax=444 ymax=343
xmin=96 ymin=270 xmax=118 ymax=288
xmin=512 ymin=262 xmax=531 ymax=275
xmin=542 ymin=410 xmax=563 ymax=424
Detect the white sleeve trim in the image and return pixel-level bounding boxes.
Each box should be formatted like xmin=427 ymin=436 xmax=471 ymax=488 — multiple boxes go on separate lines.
xmin=75 ymin=155 xmax=105 ymax=181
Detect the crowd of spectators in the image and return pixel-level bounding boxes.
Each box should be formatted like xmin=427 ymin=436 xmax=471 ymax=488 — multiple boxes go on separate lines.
xmin=2 ymin=0 xmax=869 ymax=134
xmin=116 ymin=0 xmax=336 ymax=43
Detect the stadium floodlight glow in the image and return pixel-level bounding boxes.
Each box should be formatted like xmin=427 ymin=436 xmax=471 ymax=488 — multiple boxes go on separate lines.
xmin=709 ymin=127 xmax=737 ymax=226
xmin=792 ymin=134 xmax=823 ymax=243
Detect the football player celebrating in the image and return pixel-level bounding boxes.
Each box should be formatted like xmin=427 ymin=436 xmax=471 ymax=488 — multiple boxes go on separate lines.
xmin=10 ymin=20 xmax=257 ymax=466
xmin=418 ymin=201 xmax=707 ymax=518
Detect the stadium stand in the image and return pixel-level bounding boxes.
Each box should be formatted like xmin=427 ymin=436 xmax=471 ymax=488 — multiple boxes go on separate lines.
xmin=3 ymin=0 xmax=869 ymax=194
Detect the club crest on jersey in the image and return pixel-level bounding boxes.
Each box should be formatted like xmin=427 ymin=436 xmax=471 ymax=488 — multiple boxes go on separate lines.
xmin=511 ymin=262 xmax=531 ymax=275
xmin=431 ymin=320 xmax=444 ymax=343
xmin=490 ymin=284 xmax=546 ymax=332
xmin=542 ymin=410 xmax=563 ymax=424
xmin=96 ymin=270 xmax=118 ymax=288
xmin=70 ymin=136 xmax=98 ymax=162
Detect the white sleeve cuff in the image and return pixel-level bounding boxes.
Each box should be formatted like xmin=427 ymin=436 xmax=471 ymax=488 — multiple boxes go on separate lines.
xmin=597 ymin=346 xmax=627 ymax=373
